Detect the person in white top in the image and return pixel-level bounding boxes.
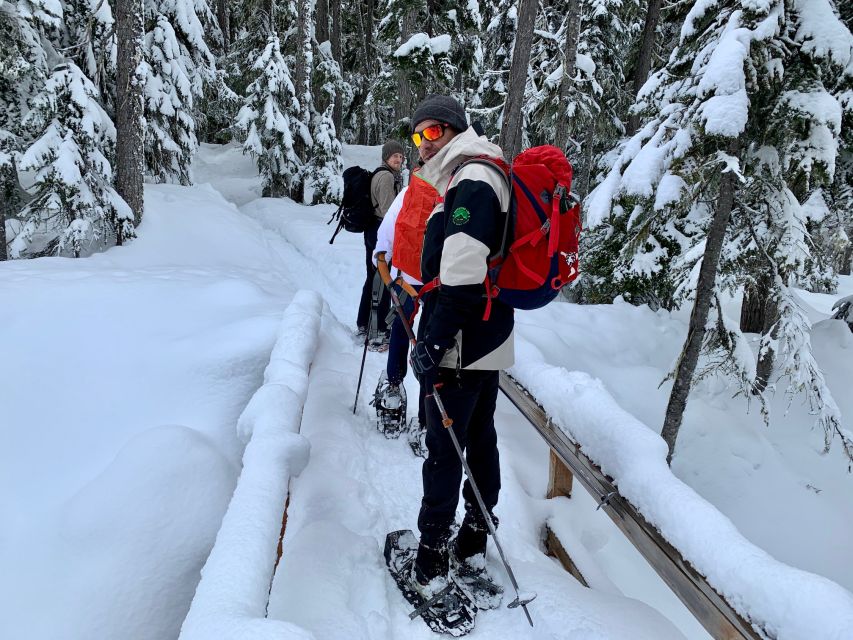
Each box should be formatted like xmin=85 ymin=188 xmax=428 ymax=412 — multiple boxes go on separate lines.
xmin=371 ymin=175 xmax=427 ymax=451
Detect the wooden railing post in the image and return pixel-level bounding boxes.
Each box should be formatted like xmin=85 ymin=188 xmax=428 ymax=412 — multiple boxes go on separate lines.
xmin=547 ymin=449 xmax=573 ymax=499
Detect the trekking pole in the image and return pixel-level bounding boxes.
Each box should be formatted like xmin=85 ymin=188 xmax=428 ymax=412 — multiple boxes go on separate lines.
xmin=431 ymin=392 xmax=536 ymax=626
xmin=389 ymin=286 xmax=536 ymax=626
xmin=352 ymin=333 xmax=369 ymax=414
xmin=353 ymin=272 xmax=382 ymax=413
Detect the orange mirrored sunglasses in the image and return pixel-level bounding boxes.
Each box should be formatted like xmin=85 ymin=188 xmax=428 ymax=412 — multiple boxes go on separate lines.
xmin=411 ymin=123 xmax=448 ymax=147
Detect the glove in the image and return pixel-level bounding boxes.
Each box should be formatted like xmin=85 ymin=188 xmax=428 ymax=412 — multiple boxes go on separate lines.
xmin=410 ymin=340 xmax=446 ymax=386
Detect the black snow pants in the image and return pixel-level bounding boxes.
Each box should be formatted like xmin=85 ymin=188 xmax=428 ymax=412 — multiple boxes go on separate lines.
xmin=418 ymin=368 xmax=501 ymax=549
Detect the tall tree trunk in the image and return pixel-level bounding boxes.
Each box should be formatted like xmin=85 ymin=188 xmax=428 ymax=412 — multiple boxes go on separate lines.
xmin=739 ymin=271 xmax=774 ymax=334
xmin=499 ymin=0 xmax=537 ymax=159
xmin=331 ymin=0 xmax=343 ymax=135
xmin=578 ymin=118 xmax=596 ymax=198
xmin=0 ymin=183 xmax=6 ymax=260
xmin=355 ymin=1 xmax=373 ymax=143
xmin=754 ymin=295 xmax=780 ymax=394
xmin=265 ymin=0 xmax=275 ymax=31
xmin=315 ymin=0 xmax=330 ymax=114
xmin=115 ymin=0 xmax=145 ymax=230
xmin=840 ymin=244 xmax=853 ymax=276
xmin=554 ymin=0 xmax=581 ymax=152
xmin=626 ymin=0 xmax=663 ymax=136
xmin=217 ymin=0 xmax=230 ymax=53
xmin=316 ymin=0 xmax=329 ymax=43
xmin=291 ymin=0 xmax=312 ymax=202
xmin=395 ymin=8 xmax=416 ymax=133
xmin=661 ymin=143 xmax=740 ymax=464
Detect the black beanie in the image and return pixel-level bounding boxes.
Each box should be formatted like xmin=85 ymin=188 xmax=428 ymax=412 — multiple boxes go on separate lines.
xmin=411 ymin=95 xmax=467 ymax=134
xmin=382 ymin=139 xmax=405 ymax=162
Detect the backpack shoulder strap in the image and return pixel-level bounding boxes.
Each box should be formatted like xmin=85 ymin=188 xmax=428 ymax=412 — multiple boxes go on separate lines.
xmin=449 ymin=155 xmax=511 ymax=190
xmin=445 ymin=155 xmax=513 ymax=261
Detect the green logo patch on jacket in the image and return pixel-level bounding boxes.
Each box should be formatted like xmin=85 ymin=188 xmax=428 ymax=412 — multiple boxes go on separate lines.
xmin=451 ymin=207 xmax=470 ymax=226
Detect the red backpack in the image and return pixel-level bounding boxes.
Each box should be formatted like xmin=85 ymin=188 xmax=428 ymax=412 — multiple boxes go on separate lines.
xmin=431 ymin=145 xmax=581 ymax=318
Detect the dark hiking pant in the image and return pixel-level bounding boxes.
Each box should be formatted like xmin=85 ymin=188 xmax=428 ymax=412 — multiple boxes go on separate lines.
xmin=386 ymin=285 xmax=419 ymax=383
xmin=418 ymin=369 xmax=501 ymax=551
xmin=356 ymin=225 xmax=389 ymax=333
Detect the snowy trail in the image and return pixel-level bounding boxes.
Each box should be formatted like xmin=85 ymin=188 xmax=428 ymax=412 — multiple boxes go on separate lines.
xmin=263 ymin=297 xmax=686 ymax=639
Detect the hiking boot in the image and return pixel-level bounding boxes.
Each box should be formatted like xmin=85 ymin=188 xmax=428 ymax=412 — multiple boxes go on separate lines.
xmin=410 ymin=563 xmax=450 ymax=601
xmin=452 ymin=523 xmax=488 ymax=569
xmin=413 ymin=539 xmax=449 ymax=588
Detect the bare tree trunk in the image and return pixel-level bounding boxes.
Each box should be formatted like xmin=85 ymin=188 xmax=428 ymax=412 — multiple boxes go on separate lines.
xmin=316 ymin=0 xmax=329 ymax=43
xmin=626 ymin=0 xmax=663 ymax=136
xmin=840 ymin=244 xmax=853 ymax=275
xmin=754 ymin=296 xmax=780 ymax=393
xmin=216 ymin=0 xmax=230 ymax=53
xmin=331 ymin=0 xmax=343 ymax=135
xmin=739 ymin=269 xmax=776 ymax=333
xmin=291 ymin=0 xmax=311 ymax=202
xmin=499 ymin=0 xmax=537 ymax=159
xmin=354 ymin=1 xmax=373 ymax=143
xmin=314 ymin=0 xmax=330 ymax=114
xmin=661 ymin=143 xmax=740 ymax=464
xmin=115 ymin=0 xmax=145 ymax=231
xmin=578 ymin=118 xmax=596 ymax=198
xmin=554 ymin=0 xmax=581 ymax=152
xmin=395 ymin=8 xmax=416 ymax=132
xmin=0 ymin=186 xmax=6 ymax=260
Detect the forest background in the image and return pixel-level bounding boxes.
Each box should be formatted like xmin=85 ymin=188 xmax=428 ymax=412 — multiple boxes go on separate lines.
xmin=1 ymin=0 xmax=852 ymax=465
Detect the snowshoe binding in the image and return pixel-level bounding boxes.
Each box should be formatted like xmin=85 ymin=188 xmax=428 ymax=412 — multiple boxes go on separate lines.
xmin=449 ymin=544 xmax=504 ymax=610
xmin=384 ymin=530 xmax=476 ymax=636
xmin=367 ymin=331 xmax=390 ymax=352
xmin=371 ymin=372 xmax=407 ymax=437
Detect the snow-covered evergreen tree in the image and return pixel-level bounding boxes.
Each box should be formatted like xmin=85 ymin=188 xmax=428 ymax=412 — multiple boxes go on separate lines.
xmin=1 ymin=0 xmax=58 ymax=258
xmin=375 ymin=0 xmax=477 ymax=134
xmin=308 ymin=102 xmax=343 ymax=203
xmin=471 ymin=0 xmax=517 ymax=137
xmin=308 ymin=44 xmax=343 ymax=204
xmin=62 ymin=0 xmax=116 ymax=108
xmin=236 ymin=34 xmax=301 ymax=198
xmin=16 ymin=63 xmax=133 ymax=258
xmin=143 ymin=0 xmax=219 ymax=183
xmin=584 ymin=0 xmax=852 ymax=463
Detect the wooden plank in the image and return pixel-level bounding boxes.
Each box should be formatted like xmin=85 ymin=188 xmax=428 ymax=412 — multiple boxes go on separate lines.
xmin=547 ymin=449 xmax=574 ymax=499
xmin=545 ymin=525 xmax=589 ymax=587
xmin=499 ymin=372 xmax=766 ymax=640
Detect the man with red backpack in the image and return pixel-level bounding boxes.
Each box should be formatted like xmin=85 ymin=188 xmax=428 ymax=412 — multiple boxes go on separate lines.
xmin=405 ymin=95 xmax=513 ymax=601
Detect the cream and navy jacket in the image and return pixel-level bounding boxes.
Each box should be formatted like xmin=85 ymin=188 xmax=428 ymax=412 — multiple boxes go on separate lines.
xmin=418 ymin=127 xmax=514 ymax=371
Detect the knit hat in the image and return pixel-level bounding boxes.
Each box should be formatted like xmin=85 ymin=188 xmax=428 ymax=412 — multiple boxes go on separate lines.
xmin=382 ymin=140 xmax=406 ymax=162
xmin=411 ymin=95 xmax=467 ymax=134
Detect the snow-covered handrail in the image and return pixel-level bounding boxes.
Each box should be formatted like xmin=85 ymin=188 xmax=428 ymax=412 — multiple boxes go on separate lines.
xmin=178 ymin=291 xmax=323 ymax=640
xmin=501 ymin=367 xmax=853 ymax=640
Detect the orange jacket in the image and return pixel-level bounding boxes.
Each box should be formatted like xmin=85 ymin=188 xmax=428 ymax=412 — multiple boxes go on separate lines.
xmin=392 ymin=172 xmax=439 ymax=283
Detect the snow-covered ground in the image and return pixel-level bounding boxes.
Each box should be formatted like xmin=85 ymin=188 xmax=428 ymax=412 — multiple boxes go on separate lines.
xmin=3 ymin=142 xmax=852 ymax=640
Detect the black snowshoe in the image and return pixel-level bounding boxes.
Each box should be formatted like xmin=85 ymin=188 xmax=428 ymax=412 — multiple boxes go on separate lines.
xmin=384 ymin=530 xmax=477 ymax=636
xmin=371 ymin=372 xmax=407 ymax=437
